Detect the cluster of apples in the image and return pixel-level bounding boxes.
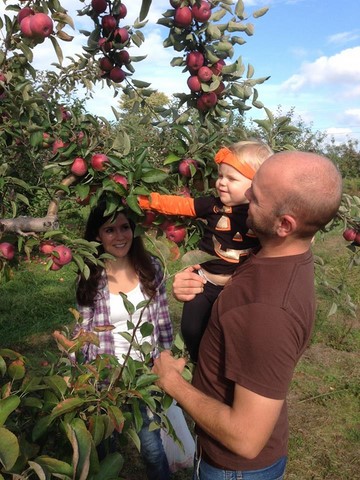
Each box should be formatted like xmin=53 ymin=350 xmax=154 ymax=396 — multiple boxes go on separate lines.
xmin=17 ymin=8 xmax=53 ymax=42
xmin=169 ymin=0 xmax=226 ymax=111
xmin=343 ymin=227 xmax=360 ymax=246
xmin=91 ymin=0 xmax=131 ymax=83
xmin=71 ymin=153 xmax=127 ymax=186
xmin=39 ymin=241 xmax=73 ymax=271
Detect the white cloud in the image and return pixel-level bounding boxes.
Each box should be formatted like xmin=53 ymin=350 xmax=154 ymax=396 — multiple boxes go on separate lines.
xmin=281 ymin=46 xmax=360 ymax=96
xmin=327 ymin=30 xmax=360 ymax=45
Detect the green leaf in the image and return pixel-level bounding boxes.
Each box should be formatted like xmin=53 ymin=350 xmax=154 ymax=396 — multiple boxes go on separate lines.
xmin=139 ymin=0 xmax=152 ymax=21
xmin=163 ymin=153 xmax=181 ymax=165
xmin=43 ymin=375 xmax=68 ymax=398
xmin=0 ymin=396 xmax=21 ymax=426
xmin=0 ymin=427 xmax=19 ymax=470
xmin=235 ymin=0 xmax=245 ymax=18
xmin=126 ymin=194 xmax=142 ymax=215
xmin=49 ymin=36 xmax=64 ymax=65
xmin=135 ymin=373 xmax=158 ymax=389
xmin=50 ymin=398 xmax=85 ymax=419
xmin=141 ymin=169 xmax=169 ymax=183
xmin=93 ymin=452 xmax=124 ymax=480
xmin=132 ymin=79 xmax=151 ymax=88
xmin=139 ymin=322 xmax=154 ymax=338
xmin=253 ymin=6 xmax=269 ymax=18
xmin=34 ymin=456 xmax=73 ymax=477
xmin=0 ymin=357 xmax=6 ymax=377
xmin=28 ymin=461 xmax=47 ymax=480
xmin=32 ymin=415 xmax=54 ymax=442
xmin=89 ymin=415 xmax=105 ymax=446
xmin=70 ymin=418 xmax=94 ymax=480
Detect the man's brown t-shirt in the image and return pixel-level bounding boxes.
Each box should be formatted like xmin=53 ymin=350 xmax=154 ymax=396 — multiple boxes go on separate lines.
xmin=192 ymin=250 xmax=315 ymax=471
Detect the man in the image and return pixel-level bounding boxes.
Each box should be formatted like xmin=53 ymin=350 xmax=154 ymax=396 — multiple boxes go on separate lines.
xmin=153 ymin=151 xmax=343 ymax=479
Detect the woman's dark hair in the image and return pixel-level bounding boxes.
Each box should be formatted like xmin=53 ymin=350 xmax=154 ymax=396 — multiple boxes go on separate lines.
xmin=76 ymin=198 xmax=157 ymax=307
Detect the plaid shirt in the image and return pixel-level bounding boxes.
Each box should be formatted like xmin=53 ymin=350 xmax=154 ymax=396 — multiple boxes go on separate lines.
xmin=76 ymin=256 xmax=173 ymax=362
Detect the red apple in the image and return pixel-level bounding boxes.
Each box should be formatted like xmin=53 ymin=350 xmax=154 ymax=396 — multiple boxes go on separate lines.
xmin=111 ymin=173 xmax=128 ymax=189
xmin=192 ymin=1 xmax=212 ymax=22
xmin=165 ymin=224 xmax=187 ymax=244
xmin=29 ymin=13 xmax=53 ymax=39
xmin=109 ymin=66 xmax=126 ymax=83
xmin=116 ymin=50 xmax=131 ymax=65
xmin=51 ymin=245 xmax=73 ymax=266
xmin=98 ymin=37 xmax=113 ymax=52
xmin=197 ymin=92 xmax=218 ymax=111
xmin=50 ymin=261 xmax=62 ymax=271
xmin=186 ymin=51 xmax=204 ymax=71
xmin=0 ymin=242 xmax=15 ymax=260
xmin=174 ymin=6 xmax=193 ymax=28
xmin=91 ymin=153 xmax=109 ymax=171
xmin=211 ymin=59 xmax=226 ymax=75
xmin=113 ymin=27 xmax=129 ymax=44
xmin=52 ymin=138 xmax=66 ymax=155
xmin=142 ymin=210 xmax=158 ymax=227
xmin=20 ymin=16 xmax=34 ymax=37
xmin=177 ymin=186 xmax=191 ymax=197
xmin=39 ymin=240 xmax=56 ymax=255
xmin=17 ymin=7 xmax=34 ymax=24
xmin=92 ymin=0 xmax=107 ymax=14
xmin=179 ymin=158 xmax=199 ymax=177
xmin=71 ymin=157 xmax=88 ymax=176
xmin=214 ymin=81 xmax=225 ymax=96
xmin=342 ymin=228 xmax=357 ymax=242
xmin=101 ymin=15 xmax=117 ymax=34
xmin=99 ymin=56 xmax=113 ymax=71
xmin=354 ymin=232 xmax=360 ymax=246
xmin=114 ymin=3 xmax=127 ymax=19
xmin=42 ymin=132 xmax=51 ymax=148
xmin=197 ymin=66 xmax=213 ymax=82
xmin=60 ymin=106 xmax=71 ymax=121
xmin=187 ymin=75 xmax=202 ymax=92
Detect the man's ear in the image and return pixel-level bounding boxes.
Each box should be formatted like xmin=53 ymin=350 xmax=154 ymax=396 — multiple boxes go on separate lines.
xmin=276 ymin=214 xmax=297 ymax=237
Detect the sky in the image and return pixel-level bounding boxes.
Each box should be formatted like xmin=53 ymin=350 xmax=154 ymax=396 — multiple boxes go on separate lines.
xmin=1 ymin=0 xmax=360 ymax=144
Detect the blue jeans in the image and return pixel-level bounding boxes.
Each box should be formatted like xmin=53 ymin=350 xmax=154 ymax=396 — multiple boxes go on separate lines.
xmin=193 ymin=455 xmax=287 ymax=480
xmin=138 ymin=405 xmax=171 ymax=480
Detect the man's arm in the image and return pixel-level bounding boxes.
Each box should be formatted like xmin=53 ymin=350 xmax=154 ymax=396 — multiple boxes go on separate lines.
xmin=153 ymin=351 xmax=284 ymax=460
xmin=172 ymin=265 xmax=206 ymax=302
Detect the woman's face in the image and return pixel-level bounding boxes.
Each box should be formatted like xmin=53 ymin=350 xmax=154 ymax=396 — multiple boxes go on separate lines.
xmin=96 ymin=213 xmax=133 ymax=258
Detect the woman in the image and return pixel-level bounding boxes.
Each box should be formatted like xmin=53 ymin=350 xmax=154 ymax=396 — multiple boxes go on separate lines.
xmin=75 ymin=197 xmax=173 ymax=480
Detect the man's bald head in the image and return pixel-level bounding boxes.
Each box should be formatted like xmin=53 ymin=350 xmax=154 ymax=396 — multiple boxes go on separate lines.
xmin=257 ymin=151 xmax=343 ymax=238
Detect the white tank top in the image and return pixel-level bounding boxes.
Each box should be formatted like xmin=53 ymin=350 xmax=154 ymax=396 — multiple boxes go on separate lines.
xmin=110 ymin=283 xmax=150 ymax=361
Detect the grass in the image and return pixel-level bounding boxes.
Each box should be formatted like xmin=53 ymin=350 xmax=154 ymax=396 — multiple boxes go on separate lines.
xmin=0 ymin=230 xmax=359 ymax=479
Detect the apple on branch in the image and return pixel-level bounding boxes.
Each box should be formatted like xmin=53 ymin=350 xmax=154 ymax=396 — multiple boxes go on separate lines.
xmin=111 ymin=174 xmax=128 ymax=189
xmin=174 ymin=6 xmax=193 ymax=28
xmin=186 ymin=51 xmax=204 ymax=71
xmin=187 ymin=75 xmax=202 ymax=92
xmin=192 ymin=1 xmax=212 ymax=23
xmin=39 ymin=240 xmax=57 ymax=255
xmin=142 ymin=210 xmax=158 ymax=227
xmin=30 ymin=13 xmax=53 ymax=39
xmin=0 ymin=242 xmax=15 ymax=261
xmin=342 ymin=228 xmax=357 ymax=242
xmin=51 ymin=245 xmax=73 ymax=266
xmin=17 ymin=7 xmax=34 ymax=24
xmin=197 ymin=66 xmax=213 ymax=82
xmin=91 ymin=0 xmax=108 ymax=15
xmin=91 ymin=153 xmax=109 ymax=171
xmin=165 ymin=224 xmax=187 ymax=244
xmin=71 ymin=157 xmax=88 ymax=176
xmin=178 ymin=158 xmax=199 ymax=177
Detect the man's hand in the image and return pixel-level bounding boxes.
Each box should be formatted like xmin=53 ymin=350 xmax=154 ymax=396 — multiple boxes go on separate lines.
xmin=152 ymin=350 xmax=187 ymax=394
xmin=172 ymin=265 xmax=206 ymax=302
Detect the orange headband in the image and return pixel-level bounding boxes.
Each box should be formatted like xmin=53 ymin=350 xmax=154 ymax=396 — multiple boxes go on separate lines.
xmin=214 ymin=147 xmax=256 ymax=180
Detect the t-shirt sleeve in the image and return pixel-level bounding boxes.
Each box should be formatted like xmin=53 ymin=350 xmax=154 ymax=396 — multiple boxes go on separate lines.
xmin=222 ymin=303 xmax=305 ymax=400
